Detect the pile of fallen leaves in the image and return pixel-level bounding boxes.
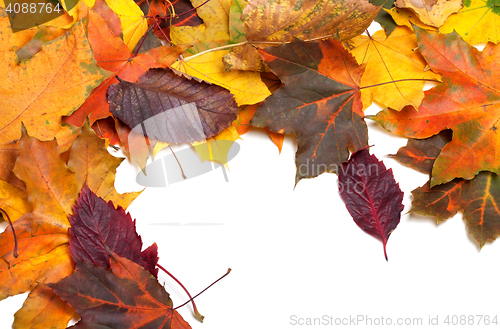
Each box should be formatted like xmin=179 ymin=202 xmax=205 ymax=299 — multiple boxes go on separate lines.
xmin=1 ymin=0 xmax=500 ymax=326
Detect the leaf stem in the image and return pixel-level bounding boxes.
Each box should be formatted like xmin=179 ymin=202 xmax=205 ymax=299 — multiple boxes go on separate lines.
xmin=134 ymin=23 xmax=156 ymax=57
xmin=359 ymin=78 xmax=441 ymax=90
xmin=173 ymin=268 xmax=231 ymax=310
xmin=157 ymin=263 xmax=204 ymax=322
xmin=181 ymin=41 xmax=249 ymax=62
xmin=168 ymin=145 xmax=186 ymax=179
xmin=0 ymin=209 xmax=18 ymax=258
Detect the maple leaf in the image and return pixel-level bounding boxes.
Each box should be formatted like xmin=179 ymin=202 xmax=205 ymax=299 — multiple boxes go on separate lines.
xmin=394 ymin=132 xmax=500 ymax=248
xmin=50 ymin=250 xmax=191 ymax=328
xmin=69 ymin=186 xmax=159 ymax=277
xmin=394 ymin=0 xmax=462 ymax=27
xmin=108 ymin=68 xmax=239 ymax=143
xmin=251 ymin=39 xmax=368 ymax=183
xmin=0 ymin=12 xmax=110 ymax=144
xmin=339 ymin=148 xmax=404 ymax=260
xmin=344 ymin=26 xmax=440 ymax=111
xmin=371 ymin=27 xmax=500 ymax=186
xmin=440 ymin=0 xmax=500 ymax=44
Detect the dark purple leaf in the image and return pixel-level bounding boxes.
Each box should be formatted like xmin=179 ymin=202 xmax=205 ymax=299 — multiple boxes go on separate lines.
xmin=107 ymin=68 xmax=238 ymax=144
xmin=69 ymin=186 xmax=158 ymax=277
xmin=338 ymin=148 xmax=404 ymax=260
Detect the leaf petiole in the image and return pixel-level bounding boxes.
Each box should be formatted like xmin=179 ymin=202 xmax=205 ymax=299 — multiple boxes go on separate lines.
xmin=173 ymin=268 xmax=231 ymax=311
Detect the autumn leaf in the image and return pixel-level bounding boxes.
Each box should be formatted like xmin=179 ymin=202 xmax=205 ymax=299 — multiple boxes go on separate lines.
xmin=104 ymin=0 xmax=148 ymax=50
xmin=232 ymin=104 xmax=285 ymax=153
xmin=370 ymin=0 xmax=398 ymax=35
xmin=339 ymin=148 xmax=404 ymax=260
xmin=0 ymin=12 xmax=110 ymax=144
xmin=243 ymin=0 xmax=380 ymax=43
xmin=344 ymin=26 xmax=440 ymax=111
xmin=13 ymin=127 xmax=79 ymax=225
xmin=15 ymin=25 xmax=67 ymax=62
xmin=170 ymin=0 xmax=231 ymax=53
xmin=169 ymin=0 xmax=271 ymax=105
xmin=192 ymin=126 xmax=241 ymax=166
xmin=0 ymin=179 xmax=32 ymax=223
xmin=68 ymin=122 xmax=142 ymax=209
xmin=440 ymin=0 xmax=500 ymax=44
xmin=69 ymin=186 xmax=158 ymax=277
xmin=0 ymin=214 xmax=75 ymax=328
xmin=108 ymin=68 xmax=239 ymax=143
xmin=251 ymin=39 xmax=368 ymax=183
xmin=371 ymin=27 xmax=500 ymax=186
xmin=394 ymin=132 xmax=500 ymax=248
xmin=387 ymin=7 xmax=439 ymax=31
xmin=64 ymin=3 xmax=187 ymax=128
xmin=50 ymin=250 xmax=191 ymax=329
xmin=392 ymin=129 xmax=452 ymax=173
xmin=395 ymin=0 xmax=462 ymax=27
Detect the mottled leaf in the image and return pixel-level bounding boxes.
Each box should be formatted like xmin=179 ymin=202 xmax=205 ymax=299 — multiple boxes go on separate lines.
xmin=395 ymin=132 xmax=500 ymax=248
xmin=251 ymin=39 xmax=368 ymax=183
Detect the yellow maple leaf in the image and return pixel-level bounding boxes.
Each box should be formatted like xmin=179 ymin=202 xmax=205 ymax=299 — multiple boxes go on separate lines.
xmin=104 ymin=0 xmax=148 ymax=50
xmin=440 ymin=0 xmax=500 ymax=44
xmin=345 ymin=26 xmax=440 ymax=111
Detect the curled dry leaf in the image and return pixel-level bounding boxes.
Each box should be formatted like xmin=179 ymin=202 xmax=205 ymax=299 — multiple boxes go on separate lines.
xmin=338 ymin=148 xmax=404 ymax=260
xmin=108 ymin=68 xmax=239 ymax=144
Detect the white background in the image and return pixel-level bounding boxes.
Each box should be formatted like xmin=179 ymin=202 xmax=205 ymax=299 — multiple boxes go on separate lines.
xmin=2 ymin=25 xmax=500 ymax=329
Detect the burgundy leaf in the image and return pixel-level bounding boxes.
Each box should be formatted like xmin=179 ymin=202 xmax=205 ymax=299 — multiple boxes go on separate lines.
xmin=338 ymin=148 xmax=404 ymax=260
xmin=107 ymin=68 xmax=238 ymax=144
xmin=69 ymin=186 xmax=159 ymax=277
xmin=49 ymin=251 xmax=191 ymax=329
